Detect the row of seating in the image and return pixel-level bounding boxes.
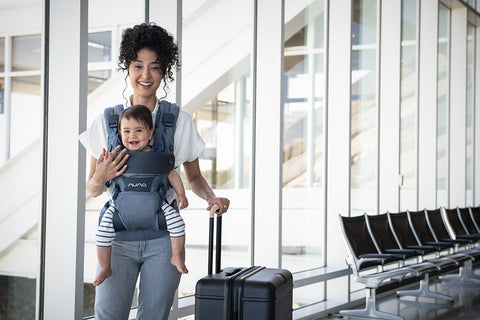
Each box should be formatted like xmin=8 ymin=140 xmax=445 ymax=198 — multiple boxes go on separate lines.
xmin=339 ymin=206 xmax=480 ymax=320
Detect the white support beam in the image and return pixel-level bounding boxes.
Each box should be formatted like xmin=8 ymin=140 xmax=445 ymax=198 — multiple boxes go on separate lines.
xmin=379 ymin=0 xmax=401 ymax=213
xmin=449 ymin=7 xmax=467 ymax=207
xmin=43 ymin=0 xmax=88 ymax=319
xmin=418 ymin=0 xmax=439 ymax=210
xmin=254 ymin=0 xmax=284 ymax=267
xmin=326 ymin=0 xmax=351 ymax=303
xmin=476 ymin=24 xmax=480 ymax=205
xmin=0 ymin=36 xmax=12 ymax=164
xmin=326 ymin=0 xmax=351 ymax=264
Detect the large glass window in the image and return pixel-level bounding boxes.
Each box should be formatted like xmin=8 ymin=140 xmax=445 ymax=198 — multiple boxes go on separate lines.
xmin=88 ymin=31 xmax=112 ymax=93
xmin=399 ymin=0 xmax=418 ymax=211
xmin=88 ymin=31 xmax=111 ymax=63
xmin=0 ymin=34 xmax=41 ymax=320
xmin=12 ymin=35 xmax=41 ymax=72
xmin=351 ymin=0 xmax=378 ymax=215
xmin=10 ymin=77 xmax=42 ymax=157
xmin=282 ymin=0 xmax=326 ymax=272
xmin=282 ymin=0 xmax=327 ymax=308
xmin=180 ymin=0 xmax=253 ymax=298
xmin=0 ymin=78 xmax=3 ymax=114
xmin=436 ymin=3 xmax=450 ymax=207
xmin=0 ymin=37 xmax=5 ymax=72
xmin=466 ymin=23 xmax=475 ymax=205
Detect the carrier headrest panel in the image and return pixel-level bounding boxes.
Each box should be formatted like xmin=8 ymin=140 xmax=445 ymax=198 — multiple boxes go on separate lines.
xmin=124 ymin=151 xmax=175 ymax=174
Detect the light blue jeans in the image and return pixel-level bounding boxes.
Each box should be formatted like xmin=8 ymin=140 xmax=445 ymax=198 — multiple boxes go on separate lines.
xmin=94 ymin=235 xmax=181 ymax=320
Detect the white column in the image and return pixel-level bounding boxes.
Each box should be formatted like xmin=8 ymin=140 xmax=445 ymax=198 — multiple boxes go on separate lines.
xmin=326 ymin=0 xmax=351 ymax=302
xmin=449 ymin=7 xmax=467 ymax=207
xmin=0 ymin=36 xmax=11 ymax=164
xmin=43 ymin=0 xmax=88 ymax=319
xmin=476 ymin=25 xmax=480 ymax=205
xmin=149 ymin=0 xmax=181 ymax=104
xmin=418 ymin=0 xmax=438 ymax=210
xmin=254 ymin=0 xmax=284 ymax=267
xmin=379 ymin=0 xmax=401 ymax=213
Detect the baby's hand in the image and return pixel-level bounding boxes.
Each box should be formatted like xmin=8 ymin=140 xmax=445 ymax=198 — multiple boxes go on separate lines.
xmin=177 ymin=195 xmax=189 ymax=210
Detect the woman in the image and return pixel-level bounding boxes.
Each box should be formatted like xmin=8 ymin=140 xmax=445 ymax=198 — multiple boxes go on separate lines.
xmin=79 ymin=22 xmax=230 ymax=320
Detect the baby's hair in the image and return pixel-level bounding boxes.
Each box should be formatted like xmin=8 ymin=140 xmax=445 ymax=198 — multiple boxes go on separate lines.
xmin=118 ymin=105 xmax=153 ymax=131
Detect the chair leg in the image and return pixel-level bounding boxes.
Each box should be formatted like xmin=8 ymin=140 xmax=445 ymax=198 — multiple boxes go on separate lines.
xmin=339 ymin=288 xmax=404 ymax=320
xmin=396 ymin=274 xmax=453 ymax=302
xmin=465 ymin=260 xmax=480 ymax=280
xmin=439 ymin=261 xmax=480 ymax=284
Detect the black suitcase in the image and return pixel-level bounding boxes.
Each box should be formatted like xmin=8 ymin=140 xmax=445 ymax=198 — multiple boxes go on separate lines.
xmin=195 ymin=206 xmax=293 ymax=320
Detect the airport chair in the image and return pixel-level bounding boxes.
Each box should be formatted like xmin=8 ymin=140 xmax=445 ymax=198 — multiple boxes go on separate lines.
xmin=443 ymin=207 xmax=480 ymax=242
xmin=366 ymin=213 xmax=454 ymax=302
xmin=468 ymin=206 xmax=480 ymax=233
xmin=339 ymin=214 xmax=424 ymax=320
xmin=387 ymin=212 xmax=438 ymax=256
xmin=425 ymin=208 xmax=480 ymax=284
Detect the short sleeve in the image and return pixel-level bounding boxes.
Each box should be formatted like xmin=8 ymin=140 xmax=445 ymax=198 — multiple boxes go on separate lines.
xmin=78 ymin=112 xmax=108 ymax=159
xmin=173 ymin=110 xmax=205 ymax=167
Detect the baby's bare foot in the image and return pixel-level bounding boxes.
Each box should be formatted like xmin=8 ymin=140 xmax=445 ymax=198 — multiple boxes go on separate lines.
xmin=93 ymin=268 xmax=112 ymax=286
xmin=171 ymin=256 xmax=188 ymax=274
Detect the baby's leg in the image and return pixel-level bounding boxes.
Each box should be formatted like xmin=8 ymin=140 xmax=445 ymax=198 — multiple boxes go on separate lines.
xmin=94 ymin=203 xmax=116 ymax=286
xmin=162 ymin=202 xmax=188 ymax=274
xmin=94 ymin=246 xmax=112 ymax=286
xmin=171 ymin=236 xmax=188 ymax=274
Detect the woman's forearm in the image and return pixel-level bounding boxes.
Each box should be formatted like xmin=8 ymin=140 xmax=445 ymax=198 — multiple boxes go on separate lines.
xmin=183 ymin=158 xmax=230 ymax=215
xmin=87 ymin=176 xmax=106 ymax=197
xmin=188 ymin=174 xmax=216 ymax=203
xmin=183 ymin=159 xmax=216 ymax=203
xmin=86 ymin=156 xmax=106 ymax=197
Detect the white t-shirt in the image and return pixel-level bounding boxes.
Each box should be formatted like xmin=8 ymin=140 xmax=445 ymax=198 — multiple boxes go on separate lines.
xmin=78 ymin=100 xmax=205 ymax=202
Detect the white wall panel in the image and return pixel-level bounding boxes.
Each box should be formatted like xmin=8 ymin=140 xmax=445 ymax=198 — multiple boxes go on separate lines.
xmin=379 ymin=0 xmax=401 ymax=213
xmin=418 ymin=0 xmax=439 ymax=210
xmin=254 ymin=0 xmax=284 ymax=267
xmin=325 ymin=0 xmax=351 ymax=302
xmin=449 ymin=7 xmax=467 ymax=207
xmin=476 ymin=24 xmax=480 ymax=205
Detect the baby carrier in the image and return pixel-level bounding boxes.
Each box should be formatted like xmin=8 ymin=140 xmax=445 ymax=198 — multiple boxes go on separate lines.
xmin=99 ymin=100 xmax=179 ymax=232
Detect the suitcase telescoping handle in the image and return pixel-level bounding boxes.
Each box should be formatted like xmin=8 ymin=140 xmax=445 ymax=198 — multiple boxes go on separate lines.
xmin=208 ymin=204 xmax=221 ymax=275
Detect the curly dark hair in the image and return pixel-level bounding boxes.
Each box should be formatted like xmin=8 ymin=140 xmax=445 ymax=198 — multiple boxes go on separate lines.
xmin=119 ymin=22 xmax=180 ymax=83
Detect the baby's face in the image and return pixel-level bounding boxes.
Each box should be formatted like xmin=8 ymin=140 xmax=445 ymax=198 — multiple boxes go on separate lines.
xmin=120 ymin=118 xmax=153 ymax=152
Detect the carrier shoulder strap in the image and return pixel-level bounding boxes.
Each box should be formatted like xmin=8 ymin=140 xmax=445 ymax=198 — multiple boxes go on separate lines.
xmin=104 ymin=104 xmax=125 ymax=152
xmin=151 ymin=100 xmax=180 ymax=153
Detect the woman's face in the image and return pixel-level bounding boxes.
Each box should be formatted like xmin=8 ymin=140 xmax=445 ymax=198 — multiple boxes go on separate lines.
xmin=120 ymin=117 xmax=153 ymax=152
xmin=128 ymin=48 xmax=164 ymax=100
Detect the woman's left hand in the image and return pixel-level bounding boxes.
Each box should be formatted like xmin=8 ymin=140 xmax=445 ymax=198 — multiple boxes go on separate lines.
xmin=207 ymin=197 xmax=230 ymax=216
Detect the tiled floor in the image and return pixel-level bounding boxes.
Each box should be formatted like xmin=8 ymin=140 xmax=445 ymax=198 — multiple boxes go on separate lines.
xmin=323 ymin=277 xmax=480 ymax=320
